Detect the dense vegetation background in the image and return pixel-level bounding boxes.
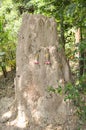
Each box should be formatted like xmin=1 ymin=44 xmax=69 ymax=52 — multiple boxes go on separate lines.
xmin=0 ymin=0 xmax=86 ymax=129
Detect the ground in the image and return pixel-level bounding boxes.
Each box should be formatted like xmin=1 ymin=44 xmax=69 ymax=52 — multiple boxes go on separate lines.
xmin=0 ymin=70 xmax=17 ymax=130
xmin=0 ymin=69 xmax=15 ymax=99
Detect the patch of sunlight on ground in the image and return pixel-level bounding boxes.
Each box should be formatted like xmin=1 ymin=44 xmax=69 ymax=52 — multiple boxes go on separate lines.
xmin=2 ymin=111 xmax=12 ymax=119
xmin=7 ymin=117 xmax=29 ymax=128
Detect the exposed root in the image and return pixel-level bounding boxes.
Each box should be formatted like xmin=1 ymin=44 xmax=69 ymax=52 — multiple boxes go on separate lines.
xmin=8 ymin=99 xmax=17 ymax=111
xmin=0 ymin=95 xmax=29 ymax=128
xmin=7 ymin=113 xmax=29 ymax=128
xmin=1 ymin=99 xmax=17 ymax=123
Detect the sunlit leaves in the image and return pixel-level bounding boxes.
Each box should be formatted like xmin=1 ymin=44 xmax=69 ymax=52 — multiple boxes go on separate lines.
xmin=0 ymin=0 xmax=21 ymax=71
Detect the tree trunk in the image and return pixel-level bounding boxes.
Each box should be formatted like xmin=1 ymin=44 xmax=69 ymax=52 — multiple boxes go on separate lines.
xmin=1 ymin=65 xmax=7 ymax=78
xmin=59 ymin=10 xmax=65 ymax=51
xmin=83 ymin=49 xmax=86 ymax=74
xmin=75 ymin=28 xmax=84 ymax=76
xmin=5 ymin=14 xmax=76 ymax=130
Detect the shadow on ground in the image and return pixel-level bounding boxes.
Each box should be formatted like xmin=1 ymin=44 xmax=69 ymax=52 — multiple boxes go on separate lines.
xmin=0 ymin=69 xmax=15 ymax=98
xmin=0 ymin=70 xmax=16 ymax=130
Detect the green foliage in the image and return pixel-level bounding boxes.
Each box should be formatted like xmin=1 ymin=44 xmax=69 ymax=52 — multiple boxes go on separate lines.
xmin=0 ymin=52 xmax=7 ymax=77
xmin=79 ymin=39 xmax=86 ymax=52
xmin=65 ymin=28 xmax=76 ymax=60
xmin=48 ymin=77 xmax=86 ymax=126
xmin=48 ymin=85 xmax=63 ymax=94
xmin=0 ymin=0 xmax=21 ymax=74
